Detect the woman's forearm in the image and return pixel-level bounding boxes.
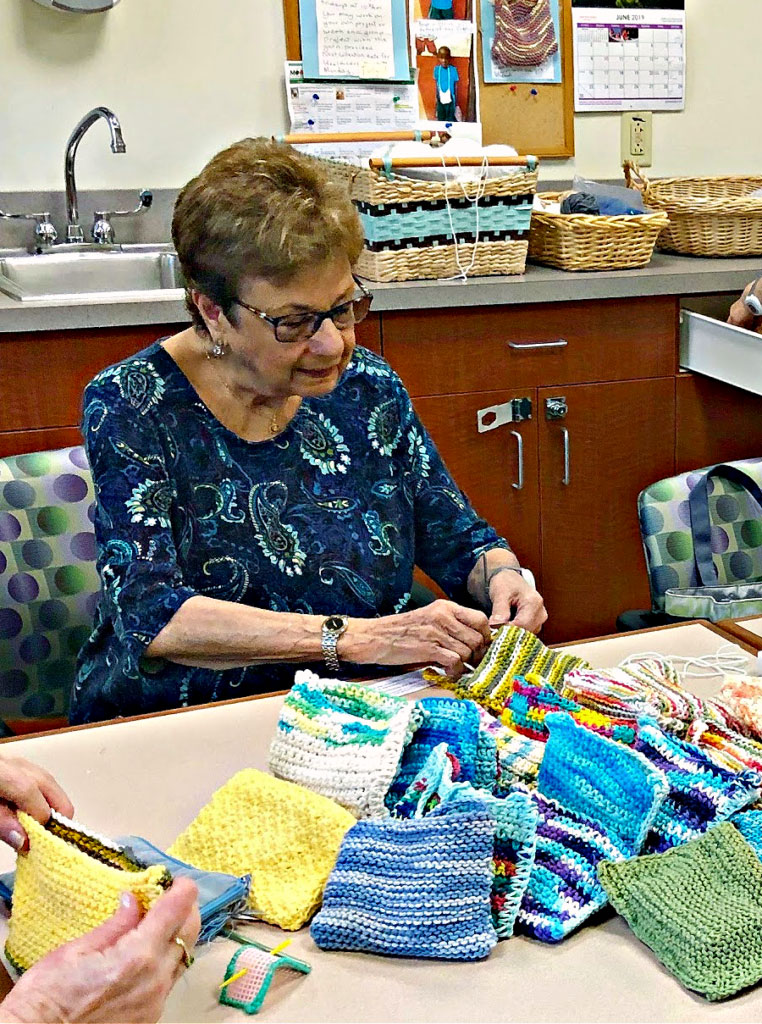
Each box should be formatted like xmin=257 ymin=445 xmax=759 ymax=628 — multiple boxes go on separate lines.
xmin=145 ymin=595 xmax=326 ymax=668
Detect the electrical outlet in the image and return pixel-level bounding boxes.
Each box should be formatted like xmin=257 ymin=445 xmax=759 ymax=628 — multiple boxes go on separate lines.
xmin=621 ymin=111 xmax=652 ymax=168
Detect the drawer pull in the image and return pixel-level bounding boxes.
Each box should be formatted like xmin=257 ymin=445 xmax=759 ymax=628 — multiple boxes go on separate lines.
xmin=561 ymin=427 xmax=570 ymax=486
xmin=508 ymin=339 xmax=568 ymax=350
xmin=511 ymin=430 xmax=524 ymax=490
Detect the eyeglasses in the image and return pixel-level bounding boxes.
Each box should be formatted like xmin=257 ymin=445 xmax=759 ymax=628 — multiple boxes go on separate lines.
xmin=233 ymin=275 xmax=373 ymax=344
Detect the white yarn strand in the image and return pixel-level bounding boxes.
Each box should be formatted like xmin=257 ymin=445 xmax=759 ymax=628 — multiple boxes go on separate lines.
xmin=619 ymin=644 xmax=754 ymax=680
xmin=441 ymin=154 xmax=489 ymax=282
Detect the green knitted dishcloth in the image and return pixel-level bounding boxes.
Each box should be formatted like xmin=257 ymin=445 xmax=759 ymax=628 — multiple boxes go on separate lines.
xmin=598 ymin=823 xmax=762 ymax=1001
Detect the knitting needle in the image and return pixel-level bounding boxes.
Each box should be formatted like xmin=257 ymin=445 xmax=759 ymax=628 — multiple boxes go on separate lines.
xmin=221 ymin=930 xmax=311 ymax=972
xmin=219 ymin=968 xmax=248 ymax=990
xmin=269 ymin=939 xmax=291 ymax=956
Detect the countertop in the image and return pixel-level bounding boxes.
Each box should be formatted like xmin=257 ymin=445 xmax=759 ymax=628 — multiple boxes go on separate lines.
xmin=0 ymin=252 xmax=758 ymax=334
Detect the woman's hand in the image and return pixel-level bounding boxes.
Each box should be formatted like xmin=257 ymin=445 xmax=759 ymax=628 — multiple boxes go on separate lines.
xmin=0 ymin=756 xmax=74 ymax=853
xmin=488 ymin=570 xmax=547 ymax=633
xmin=0 ymin=878 xmax=200 ymax=1024
xmin=728 ymin=280 xmax=762 ymax=332
xmin=342 ymin=600 xmax=491 ymax=678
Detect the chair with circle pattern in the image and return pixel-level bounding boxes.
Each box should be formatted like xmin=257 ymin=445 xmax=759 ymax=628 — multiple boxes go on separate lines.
xmin=0 ymin=447 xmax=100 ymax=733
xmin=637 ymin=457 xmax=762 ymax=615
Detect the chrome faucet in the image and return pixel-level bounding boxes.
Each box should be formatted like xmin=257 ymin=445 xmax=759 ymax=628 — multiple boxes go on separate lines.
xmin=64 ymin=106 xmax=125 ymax=243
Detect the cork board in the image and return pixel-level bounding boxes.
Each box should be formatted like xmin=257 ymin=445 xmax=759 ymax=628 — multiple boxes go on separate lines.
xmin=282 ymin=0 xmax=575 ymax=158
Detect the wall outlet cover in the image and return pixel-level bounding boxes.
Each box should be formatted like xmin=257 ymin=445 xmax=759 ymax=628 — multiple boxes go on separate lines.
xmin=621 ymin=111 xmax=652 ymax=168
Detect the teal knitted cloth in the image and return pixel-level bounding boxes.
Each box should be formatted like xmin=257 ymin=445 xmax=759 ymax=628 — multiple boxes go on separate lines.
xmin=599 ymin=823 xmax=762 ymax=1001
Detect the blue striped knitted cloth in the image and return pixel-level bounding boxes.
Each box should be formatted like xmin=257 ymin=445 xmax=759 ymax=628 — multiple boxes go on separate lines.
xmin=386 ymin=697 xmax=481 ymax=808
xmin=310 ymin=792 xmax=498 ymax=960
xmin=634 ymin=718 xmax=762 ymax=854
xmin=731 ymin=810 xmax=762 ymax=859
xmin=538 ymin=713 xmax=668 ymax=855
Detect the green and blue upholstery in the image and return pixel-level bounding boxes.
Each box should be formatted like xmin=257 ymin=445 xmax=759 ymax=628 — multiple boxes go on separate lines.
xmin=0 ymin=447 xmax=99 ymax=733
xmin=638 ymin=458 xmax=762 ymax=615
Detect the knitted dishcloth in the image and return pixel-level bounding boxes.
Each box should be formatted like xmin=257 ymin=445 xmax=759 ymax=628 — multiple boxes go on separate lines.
xmin=538 ymin=713 xmax=668 ymax=856
xmin=514 ymin=792 xmax=628 ymax=943
xmin=477 ymin=706 xmax=545 ymax=790
xmin=492 ymin=0 xmax=559 ymax=69
xmin=598 ymin=823 xmax=762 ymax=1001
xmin=7 ymin=812 xmax=171 ymax=972
xmin=386 ymin=696 xmax=481 ymax=809
xmin=168 ymin=769 xmax=355 ymax=931
xmin=310 ymin=792 xmax=498 ymax=960
xmin=732 ymin=809 xmax=762 ymax=859
xmin=446 ymin=625 xmax=590 ymax=714
xmin=269 ymin=670 xmax=420 ymax=818
xmin=688 ymin=717 xmax=762 ymax=774
xmin=717 ymin=675 xmax=762 ymax=739
xmin=501 ymin=674 xmax=637 ymax=746
xmin=634 ymin=719 xmax=762 ymax=854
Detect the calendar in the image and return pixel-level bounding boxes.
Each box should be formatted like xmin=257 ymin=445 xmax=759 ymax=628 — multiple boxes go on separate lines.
xmin=572 ymin=2 xmax=685 ymax=113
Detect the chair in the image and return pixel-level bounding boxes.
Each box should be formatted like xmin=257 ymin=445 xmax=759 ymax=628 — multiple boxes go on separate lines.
xmin=0 ymin=447 xmax=100 ymax=734
xmin=617 ymin=457 xmax=762 ymax=631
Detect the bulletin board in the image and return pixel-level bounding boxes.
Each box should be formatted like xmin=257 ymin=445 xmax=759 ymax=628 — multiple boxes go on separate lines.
xmin=281 ymin=0 xmax=575 ymax=158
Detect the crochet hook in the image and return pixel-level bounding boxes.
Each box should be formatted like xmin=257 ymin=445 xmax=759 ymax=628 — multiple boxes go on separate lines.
xmin=222 ymin=930 xmax=311 ymax=972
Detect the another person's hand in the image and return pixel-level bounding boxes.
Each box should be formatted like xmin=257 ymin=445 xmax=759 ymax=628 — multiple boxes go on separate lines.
xmin=0 ymin=877 xmax=200 ymax=1024
xmin=488 ymin=569 xmax=548 ymax=633
xmin=0 ymin=756 xmax=74 ymax=853
xmin=728 ymin=278 xmax=762 ymax=332
xmin=344 ymin=599 xmax=491 ymax=678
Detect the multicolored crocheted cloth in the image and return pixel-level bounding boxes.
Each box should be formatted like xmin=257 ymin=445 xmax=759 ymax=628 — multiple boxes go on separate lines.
xmin=310 ymin=792 xmax=498 ymax=960
xmin=268 ymin=670 xmax=420 ymax=818
xmin=445 ymin=625 xmax=590 ymax=714
xmin=514 ymin=792 xmax=626 ymax=944
xmin=501 ymin=674 xmax=637 ymax=746
xmin=599 ymin=823 xmax=762 ymax=1001
xmin=386 ymin=696 xmax=481 ymax=808
xmin=390 ymin=742 xmax=461 ymax=820
xmin=168 ymin=769 xmax=355 ymax=931
xmin=7 ymin=812 xmax=171 ymax=972
xmin=732 ymin=809 xmax=762 ymax=859
xmin=634 ymin=719 xmax=761 ymax=854
xmin=492 ymin=0 xmax=559 ymax=69
xmin=538 ymin=713 xmax=668 ymax=856
xmin=718 ymin=675 xmax=762 ymax=739
xmin=477 ymin=706 xmax=545 ymax=790
xmin=688 ymin=717 xmax=762 ymax=775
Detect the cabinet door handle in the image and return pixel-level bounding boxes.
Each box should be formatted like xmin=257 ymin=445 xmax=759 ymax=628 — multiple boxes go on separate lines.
xmin=510 ymin=430 xmax=524 ymax=490
xmin=508 ymin=339 xmax=568 ymax=350
xmin=561 ymin=427 xmax=570 ymax=486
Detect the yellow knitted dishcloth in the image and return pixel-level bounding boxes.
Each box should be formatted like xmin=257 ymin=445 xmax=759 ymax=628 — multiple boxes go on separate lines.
xmin=168 ymin=769 xmax=355 ymax=931
xmin=6 ymin=812 xmax=171 ymax=972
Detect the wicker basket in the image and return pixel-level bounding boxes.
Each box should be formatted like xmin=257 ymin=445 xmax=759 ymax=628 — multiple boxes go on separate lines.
xmin=528 ymin=191 xmax=669 ymax=271
xmin=346 ymin=161 xmax=538 ymax=283
xmin=625 ymin=163 xmax=762 ymax=257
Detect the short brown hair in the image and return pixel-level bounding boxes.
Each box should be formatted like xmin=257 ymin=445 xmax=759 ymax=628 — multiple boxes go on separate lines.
xmin=172 ymin=138 xmax=365 ymax=334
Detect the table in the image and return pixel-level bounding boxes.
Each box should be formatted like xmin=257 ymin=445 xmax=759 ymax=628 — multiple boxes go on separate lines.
xmin=1 ymin=621 xmax=760 ymax=1023
xmin=717 ymin=615 xmax=762 ymax=655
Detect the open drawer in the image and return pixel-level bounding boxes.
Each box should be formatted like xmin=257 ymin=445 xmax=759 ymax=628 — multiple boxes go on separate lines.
xmin=680 ymin=302 xmax=762 ymax=399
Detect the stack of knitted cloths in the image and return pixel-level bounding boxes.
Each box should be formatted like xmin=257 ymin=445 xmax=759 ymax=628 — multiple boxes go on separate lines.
xmin=310 ymin=787 xmax=499 ymax=960
xmin=477 ymin=706 xmax=546 ymax=790
xmin=7 ymin=812 xmax=171 ymax=972
xmin=385 ymin=697 xmax=485 ymax=808
xmin=599 ymin=823 xmax=762 ymax=1001
xmin=492 ymin=0 xmax=559 ymax=70
xmin=515 ymin=713 xmax=668 ymax=943
xmin=501 ymin=673 xmax=637 ymax=746
xmin=445 ymin=625 xmax=590 ymax=714
xmin=269 ymin=671 xmax=420 ymax=818
xmin=168 ymin=769 xmax=355 ymax=930
xmin=634 ymin=719 xmax=761 ymax=854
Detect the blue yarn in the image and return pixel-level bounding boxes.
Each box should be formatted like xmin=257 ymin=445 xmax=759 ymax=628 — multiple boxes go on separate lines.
xmin=732 ymin=809 xmax=762 ymax=860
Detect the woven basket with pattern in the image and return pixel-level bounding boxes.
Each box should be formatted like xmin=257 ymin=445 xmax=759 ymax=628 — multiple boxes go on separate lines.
xmin=625 ymin=163 xmax=762 ymax=257
xmin=528 ymin=191 xmax=669 ymax=271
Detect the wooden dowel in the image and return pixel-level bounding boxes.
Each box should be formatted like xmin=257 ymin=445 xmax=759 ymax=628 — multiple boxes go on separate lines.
xmin=280 ymin=131 xmax=444 ymax=144
xmin=367 ymin=155 xmax=536 ymax=168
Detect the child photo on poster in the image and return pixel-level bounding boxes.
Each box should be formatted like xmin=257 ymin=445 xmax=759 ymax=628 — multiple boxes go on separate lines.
xmin=414 ymin=28 xmax=476 ymax=122
xmin=413 ymin=0 xmax=472 ymax=19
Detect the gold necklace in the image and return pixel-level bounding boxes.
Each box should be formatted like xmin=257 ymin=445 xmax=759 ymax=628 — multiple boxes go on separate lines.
xmin=206 ymin=357 xmax=289 ymax=436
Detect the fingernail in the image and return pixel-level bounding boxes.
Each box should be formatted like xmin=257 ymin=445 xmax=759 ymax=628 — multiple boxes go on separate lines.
xmin=8 ymin=830 xmax=25 ymax=851
xmin=120 ymin=892 xmax=133 ymax=909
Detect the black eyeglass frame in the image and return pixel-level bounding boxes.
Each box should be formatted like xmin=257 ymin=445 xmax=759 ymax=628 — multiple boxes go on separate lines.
xmin=232 ymin=275 xmax=373 ymax=344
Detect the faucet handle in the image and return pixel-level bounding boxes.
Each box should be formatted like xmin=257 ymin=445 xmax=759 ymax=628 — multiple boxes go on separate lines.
xmin=0 ymin=209 xmax=58 ymax=248
xmin=91 ymin=190 xmax=153 ymax=244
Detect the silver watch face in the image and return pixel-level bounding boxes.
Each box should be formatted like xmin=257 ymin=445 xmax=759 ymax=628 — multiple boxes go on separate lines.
xmin=745 ymin=293 xmax=762 ymax=317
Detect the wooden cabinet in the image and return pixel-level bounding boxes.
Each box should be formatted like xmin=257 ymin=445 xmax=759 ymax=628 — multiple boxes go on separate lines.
xmin=676 ymin=372 xmax=762 ymax=472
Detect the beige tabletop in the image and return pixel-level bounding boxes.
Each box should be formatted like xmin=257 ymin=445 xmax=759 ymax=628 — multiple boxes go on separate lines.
xmin=717 ymin=616 xmax=762 ymax=652
xmin=1 ymin=621 xmax=761 ymax=1023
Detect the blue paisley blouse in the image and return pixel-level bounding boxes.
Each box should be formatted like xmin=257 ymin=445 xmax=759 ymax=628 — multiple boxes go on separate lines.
xmin=72 ymin=342 xmax=508 ymax=723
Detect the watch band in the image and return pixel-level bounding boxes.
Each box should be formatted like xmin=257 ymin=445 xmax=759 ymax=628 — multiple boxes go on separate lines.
xmin=744 ymin=277 xmax=762 ymax=317
xmin=321 ymin=615 xmax=348 ymax=674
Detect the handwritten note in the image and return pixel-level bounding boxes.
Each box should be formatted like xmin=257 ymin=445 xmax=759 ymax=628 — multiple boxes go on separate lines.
xmin=316 ymin=0 xmax=395 ymax=80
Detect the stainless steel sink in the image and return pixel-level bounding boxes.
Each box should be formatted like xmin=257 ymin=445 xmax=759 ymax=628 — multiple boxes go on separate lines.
xmin=0 ymin=245 xmax=184 ymax=302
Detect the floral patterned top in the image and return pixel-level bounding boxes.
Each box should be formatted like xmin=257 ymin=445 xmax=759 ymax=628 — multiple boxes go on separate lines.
xmin=72 ymin=342 xmax=508 ymax=723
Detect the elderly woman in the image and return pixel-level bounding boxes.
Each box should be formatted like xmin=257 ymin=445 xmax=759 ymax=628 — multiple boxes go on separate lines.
xmin=71 ymin=138 xmax=546 ymax=724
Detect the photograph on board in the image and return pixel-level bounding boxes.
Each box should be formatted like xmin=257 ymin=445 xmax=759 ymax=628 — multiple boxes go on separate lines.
xmin=413 ymin=0 xmax=472 ymax=19
xmin=414 ymin=29 xmax=476 ymax=123
xmin=481 ymin=0 xmax=561 ymax=84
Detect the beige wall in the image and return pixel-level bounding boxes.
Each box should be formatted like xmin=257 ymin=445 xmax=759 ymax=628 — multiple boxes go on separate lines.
xmin=0 ymin=0 xmax=759 ymax=192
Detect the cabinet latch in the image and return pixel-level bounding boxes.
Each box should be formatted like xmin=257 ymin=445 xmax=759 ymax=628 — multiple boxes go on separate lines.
xmin=477 ymin=397 xmax=532 ymax=433
xmin=545 ymin=396 xmax=567 ymax=420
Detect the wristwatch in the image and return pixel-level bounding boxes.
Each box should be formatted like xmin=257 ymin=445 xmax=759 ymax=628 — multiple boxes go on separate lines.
xmin=744 ymin=277 xmax=762 ymax=316
xmin=487 ymin=565 xmax=536 ymax=590
xmin=321 ymin=615 xmax=349 ymax=674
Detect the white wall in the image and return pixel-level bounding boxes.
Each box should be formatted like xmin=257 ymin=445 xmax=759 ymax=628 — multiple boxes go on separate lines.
xmin=0 ymin=0 xmax=760 ymax=192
